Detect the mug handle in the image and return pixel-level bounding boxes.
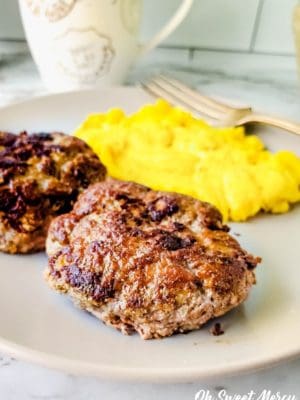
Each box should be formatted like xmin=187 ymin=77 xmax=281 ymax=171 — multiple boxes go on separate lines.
xmin=139 ymin=0 xmax=194 ymax=56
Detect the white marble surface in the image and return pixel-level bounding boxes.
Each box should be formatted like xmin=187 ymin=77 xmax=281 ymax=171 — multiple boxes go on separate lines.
xmin=0 ymin=41 xmax=300 ymax=399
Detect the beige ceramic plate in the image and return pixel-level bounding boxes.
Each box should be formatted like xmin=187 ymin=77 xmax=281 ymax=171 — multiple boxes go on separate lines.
xmin=0 ymin=88 xmax=299 ymax=382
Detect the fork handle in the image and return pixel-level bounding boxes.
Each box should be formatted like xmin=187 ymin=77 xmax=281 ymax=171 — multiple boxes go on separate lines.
xmin=238 ymin=113 xmax=300 ymax=136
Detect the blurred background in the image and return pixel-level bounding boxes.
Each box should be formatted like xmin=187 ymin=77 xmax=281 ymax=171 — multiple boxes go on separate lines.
xmin=0 ymin=0 xmax=298 ymax=105
xmin=0 ymin=0 xmax=297 ymax=105
xmin=0 ymin=0 xmax=297 ymax=74
xmin=0 ymin=0 xmax=296 ymax=57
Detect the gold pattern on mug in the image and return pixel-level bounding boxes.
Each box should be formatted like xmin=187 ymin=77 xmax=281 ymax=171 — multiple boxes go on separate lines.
xmin=54 ymin=28 xmax=115 ymax=83
xmin=25 ymin=0 xmax=42 ymax=15
xmin=25 ymin=0 xmax=77 ymax=22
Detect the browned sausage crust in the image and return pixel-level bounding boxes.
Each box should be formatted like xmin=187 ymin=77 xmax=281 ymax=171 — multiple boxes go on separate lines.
xmin=45 ymin=179 xmax=261 ymax=339
xmin=0 ymin=131 xmax=106 ymax=253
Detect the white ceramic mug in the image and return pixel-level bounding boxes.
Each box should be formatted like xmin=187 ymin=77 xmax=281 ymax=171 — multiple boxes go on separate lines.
xmin=19 ymin=0 xmax=194 ymax=91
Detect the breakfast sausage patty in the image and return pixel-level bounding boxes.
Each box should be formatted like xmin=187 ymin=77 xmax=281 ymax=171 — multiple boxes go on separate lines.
xmin=0 ymin=131 xmax=106 ymax=254
xmin=45 ymin=179 xmax=261 ymax=339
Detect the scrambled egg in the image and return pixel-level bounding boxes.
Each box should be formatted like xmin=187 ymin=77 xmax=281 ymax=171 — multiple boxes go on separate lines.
xmin=74 ymin=100 xmax=300 ymax=221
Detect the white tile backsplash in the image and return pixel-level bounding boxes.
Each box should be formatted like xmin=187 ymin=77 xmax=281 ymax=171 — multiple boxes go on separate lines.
xmin=254 ymin=0 xmax=297 ymax=54
xmin=141 ymin=0 xmax=261 ymax=50
xmin=0 ymin=0 xmax=24 ymax=39
xmin=0 ymin=0 xmax=297 ymax=56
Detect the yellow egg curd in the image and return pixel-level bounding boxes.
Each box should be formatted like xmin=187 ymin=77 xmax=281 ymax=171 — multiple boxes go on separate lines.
xmin=74 ymin=100 xmax=300 ymax=221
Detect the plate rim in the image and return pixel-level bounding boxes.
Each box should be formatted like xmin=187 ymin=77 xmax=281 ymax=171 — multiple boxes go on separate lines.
xmin=0 ymin=86 xmax=149 ymax=111
xmin=1 ymin=336 xmax=299 ymax=383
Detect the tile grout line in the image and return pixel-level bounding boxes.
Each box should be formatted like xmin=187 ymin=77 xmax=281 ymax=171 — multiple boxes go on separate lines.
xmin=188 ymin=48 xmax=195 ymax=62
xmin=0 ymin=38 xmax=26 ymax=42
xmin=0 ymin=39 xmax=294 ymax=58
xmin=249 ymin=0 xmax=266 ymax=52
xmin=159 ymin=45 xmax=294 ymax=58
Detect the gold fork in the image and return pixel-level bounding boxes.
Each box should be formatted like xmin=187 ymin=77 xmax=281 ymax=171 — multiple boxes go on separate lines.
xmin=141 ymin=75 xmax=300 ymax=136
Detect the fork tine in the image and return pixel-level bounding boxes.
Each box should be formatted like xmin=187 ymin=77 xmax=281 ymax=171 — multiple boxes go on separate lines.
xmin=141 ymin=82 xmax=202 ymax=116
xmin=158 ymin=74 xmax=251 ymax=114
xmin=142 ymin=80 xmax=223 ymax=120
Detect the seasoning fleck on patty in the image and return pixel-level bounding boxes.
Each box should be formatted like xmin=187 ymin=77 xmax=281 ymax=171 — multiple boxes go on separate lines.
xmin=45 ymin=179 xmax=261 ymax=339
xmin=0 ymin=131 xmax=106 ymax=254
